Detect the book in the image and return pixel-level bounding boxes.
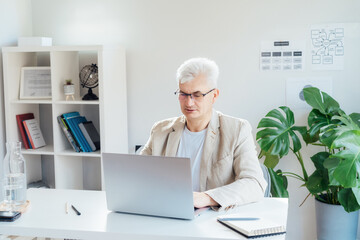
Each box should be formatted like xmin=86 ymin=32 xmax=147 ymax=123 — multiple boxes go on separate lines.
xmin=57 ymin=115 xmax=80 ymax=152
xmin=62 ymin=112 xmax=92 ymax=152
xmin=62 ymin=112 xmax=85 ymax=152
xmin=22 ymin=119 xmax=46 ymax=149
xmin=73 ymin=115 xmax=92 ymax=152
xmin=79 ymin=121 xmax=100 ymax=151
xmin=16 ymin=113 xmax=34 ymax=149
xmin=217 ymin=217 xmax=286 ymax=238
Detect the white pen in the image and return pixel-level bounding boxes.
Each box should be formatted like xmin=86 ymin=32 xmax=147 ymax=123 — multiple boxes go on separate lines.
xmin=65 ymin=202 xmax=69 ymax=214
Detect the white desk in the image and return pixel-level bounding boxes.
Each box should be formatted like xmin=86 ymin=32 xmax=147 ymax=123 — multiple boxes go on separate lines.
xmin=0 ymin=189 xmax=288 ymax=240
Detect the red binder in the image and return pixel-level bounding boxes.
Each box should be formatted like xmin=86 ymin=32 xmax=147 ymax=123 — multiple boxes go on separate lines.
xmin=16 ymin=113 xmax=34 ymax=149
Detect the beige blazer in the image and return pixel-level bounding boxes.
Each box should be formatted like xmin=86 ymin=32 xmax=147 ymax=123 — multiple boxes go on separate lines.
xmin=141 ymin=110 xmax=267 ymax=209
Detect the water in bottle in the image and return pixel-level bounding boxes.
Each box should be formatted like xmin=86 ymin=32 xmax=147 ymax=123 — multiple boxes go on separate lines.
xmin=2 ymin=142 xmax=27 ymax=209
xmin=4 ymin=173 xmax=26 ymax=206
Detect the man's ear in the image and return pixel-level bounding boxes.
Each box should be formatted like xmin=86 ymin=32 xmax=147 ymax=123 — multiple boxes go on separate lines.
xmin=212 ymin=88 xmax=220 ymax=104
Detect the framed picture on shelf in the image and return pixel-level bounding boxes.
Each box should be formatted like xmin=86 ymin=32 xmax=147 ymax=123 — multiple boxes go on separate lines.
xmin=20 ymin=67 xmax=52 ymax=99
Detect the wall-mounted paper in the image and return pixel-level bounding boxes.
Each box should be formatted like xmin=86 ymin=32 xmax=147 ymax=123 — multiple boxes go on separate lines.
xmin=311 ymin=24 xmax=344 ymax=71
xmin=260 ymin=40 xmax=305 ymax=71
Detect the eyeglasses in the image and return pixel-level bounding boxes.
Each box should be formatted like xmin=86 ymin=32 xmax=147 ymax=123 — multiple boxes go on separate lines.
xmin=174 ymin=88 xmax=215 ymax=102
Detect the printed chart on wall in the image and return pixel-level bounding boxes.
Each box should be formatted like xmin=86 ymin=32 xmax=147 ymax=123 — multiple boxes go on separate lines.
xmin=311 ymin=23 xmax=345 ymax=70
xmin=260 ymin=40 xmax=305 ymax=71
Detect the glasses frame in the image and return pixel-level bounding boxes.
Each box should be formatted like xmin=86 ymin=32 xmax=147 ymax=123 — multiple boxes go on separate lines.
xmin=174 ymin=88 xmax=216 ymax=101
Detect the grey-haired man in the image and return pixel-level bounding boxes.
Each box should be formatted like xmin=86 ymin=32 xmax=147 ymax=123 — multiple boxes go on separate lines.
xmin=141 ymin=58 xmax=266 ymax=210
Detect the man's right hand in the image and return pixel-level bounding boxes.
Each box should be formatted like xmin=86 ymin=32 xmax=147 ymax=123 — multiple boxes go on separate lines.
xmin=193 ymin=192 xmax=219 ymax=208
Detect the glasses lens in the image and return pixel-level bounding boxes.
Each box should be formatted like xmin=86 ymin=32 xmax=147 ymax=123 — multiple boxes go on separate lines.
xmin=176 ymin=89 xmax=214 ymax=102
xmin=192 ymin=92 xmax=203 ymax=98
xmin=178 ymin=92 xmax=187 ymax=100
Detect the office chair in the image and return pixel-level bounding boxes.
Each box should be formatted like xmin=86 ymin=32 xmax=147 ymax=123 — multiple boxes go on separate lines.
xmin=260 ymin=163 xmax=271 ymax=197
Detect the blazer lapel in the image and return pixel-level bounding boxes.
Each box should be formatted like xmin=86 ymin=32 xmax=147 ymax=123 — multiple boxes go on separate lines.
xmin=165 ymin=116 xmax=186 ymax=157
xmin=199 ymin=110 xmax=219 ymax=191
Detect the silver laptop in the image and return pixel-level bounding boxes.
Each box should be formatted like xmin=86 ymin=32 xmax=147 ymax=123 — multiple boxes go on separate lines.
xmin=102 ymin=153 xmax=207 ymax=220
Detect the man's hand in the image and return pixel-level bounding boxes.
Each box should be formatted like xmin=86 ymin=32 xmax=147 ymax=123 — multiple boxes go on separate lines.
xmin=193 ymin=192 xmax=219 ymax=208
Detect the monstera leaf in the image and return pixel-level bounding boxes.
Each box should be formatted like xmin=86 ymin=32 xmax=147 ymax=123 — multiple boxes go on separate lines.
xmin=352 ymin=186 xmax=360 ymax=207
xmin=259 ymin=149 xmax=280 ymax=169
xmin=323 ymin=157 xmax=341 ymax=186
xmin=303 ymin=87 xmax=340 ymax=115
xmin=302 ymin=87 xmax=342 ymax=144
xmin=320 ymin=115 xmax=360 ymax=148
xmin=338 ymin=188 xmax=360 ymax=213
xmin=256 ymin=106 xmax=306 ymax=158
xmin=306 ymin=152 xmax=330 ymax=194
xmin=331 ymin=130 xmax=360 ymax=188
xmin=350 ymin=113 xmax=360 ymax=128
xmin=268 ymin=168 xmax=289 ymax=198
xmin=305 ymin=109 xmax=331 ymax=143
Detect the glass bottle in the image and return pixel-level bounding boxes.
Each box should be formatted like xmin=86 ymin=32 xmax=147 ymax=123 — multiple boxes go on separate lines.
xmin=3 ymin=141 xmax=27 ymax=210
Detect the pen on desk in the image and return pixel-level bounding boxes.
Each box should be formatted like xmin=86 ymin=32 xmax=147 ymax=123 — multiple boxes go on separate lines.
xmin=65 ymin=202 xmax=69 ymax=214
xmin=71 ymin=205 xmax=81 ymax=216
xmin=218 ymin=217 xmax=260 ymax=221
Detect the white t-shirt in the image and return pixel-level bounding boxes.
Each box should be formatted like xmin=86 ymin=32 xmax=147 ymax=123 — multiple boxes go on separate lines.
xmin=176 ymin=126 xmax=206 ymax=192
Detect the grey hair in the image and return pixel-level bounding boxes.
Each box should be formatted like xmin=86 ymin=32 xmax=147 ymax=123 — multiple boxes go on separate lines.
xmin=176 ymin=58 xmax=219 ymax=87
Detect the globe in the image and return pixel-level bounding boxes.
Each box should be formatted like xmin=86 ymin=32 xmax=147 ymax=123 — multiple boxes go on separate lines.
xmin=79 ymin=64 xmax=99 ymax=100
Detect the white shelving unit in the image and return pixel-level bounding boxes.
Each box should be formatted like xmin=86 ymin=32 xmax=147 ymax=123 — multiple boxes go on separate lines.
xmin=2 ymin=45 xmax=128 ymax=190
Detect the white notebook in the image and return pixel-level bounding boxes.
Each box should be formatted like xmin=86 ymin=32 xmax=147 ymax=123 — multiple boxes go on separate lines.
xmin=217 ymin=216 xmax=286 ymax=238
xmin=22 ymin=118 xmax=46 ymax=149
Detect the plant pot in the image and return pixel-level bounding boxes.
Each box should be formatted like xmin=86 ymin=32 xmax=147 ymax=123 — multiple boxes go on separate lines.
xmin=64 ymin=84 xmax=75 ymax=95
xmin=315 ymin=198 xmax=359 ymax=240
xmin=64 ymin=84 xmax=75 ymax=101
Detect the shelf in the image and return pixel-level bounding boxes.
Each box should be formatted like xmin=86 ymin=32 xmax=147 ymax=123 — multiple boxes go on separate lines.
xmin=10 ymin=99 xmax=100 ymax=105
xmin=22 ymin=147 xmax=101 ymax=157
xmin=11 ymin=99 xmax=52 ymax=104
xmin=55 ymin=149 xmax=101 ymax=157
xmin=54 ymin=100 xmax=100 ymax=105
xmin=21 ymin=145 xmax=54 ymax=155
xmin=2 ymin=45 xmax=103 ymax=53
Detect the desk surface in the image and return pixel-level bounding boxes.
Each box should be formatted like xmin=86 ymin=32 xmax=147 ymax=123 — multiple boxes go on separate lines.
xmin=0 ymin=189 xmax=288 ymax=240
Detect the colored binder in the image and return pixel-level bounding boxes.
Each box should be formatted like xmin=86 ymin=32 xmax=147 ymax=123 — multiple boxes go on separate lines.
xmin=79 ymin=121 xmax=100 ymax=151
xmin=16 ymin=113 xmax=34 ymax=149
xmin=57 ymin=115 xmax=81 ymax=152
xmin=62 ymin=112 xmax=92 ymax=152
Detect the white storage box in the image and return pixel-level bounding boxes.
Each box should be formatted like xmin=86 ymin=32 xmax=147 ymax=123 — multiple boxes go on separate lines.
xmin=18 ymin=37 xmax=52 ymax=47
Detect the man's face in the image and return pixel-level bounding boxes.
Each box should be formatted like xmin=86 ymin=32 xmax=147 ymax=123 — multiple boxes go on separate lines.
xmin=178 ymin=74 xmax=219 ymax=123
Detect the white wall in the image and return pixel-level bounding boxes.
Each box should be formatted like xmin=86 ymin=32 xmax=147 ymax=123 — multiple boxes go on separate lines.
xmin=30 ymin=1 xmax=360 ymax=239
xmin=0 ymin=0 xmax=32 ymax=206
xmin=0 ymin=0 xmax=33 ymax=193
xmin=0 ymin=0 xmax=33 ymax=152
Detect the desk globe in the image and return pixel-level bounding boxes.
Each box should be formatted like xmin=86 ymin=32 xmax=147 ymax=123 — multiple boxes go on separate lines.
xmin=79 ymin=64 xmax=99 ymax=100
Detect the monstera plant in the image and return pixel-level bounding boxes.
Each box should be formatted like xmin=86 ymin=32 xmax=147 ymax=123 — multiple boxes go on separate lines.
xmin=256 ymin=87 xmax=360 ymax=213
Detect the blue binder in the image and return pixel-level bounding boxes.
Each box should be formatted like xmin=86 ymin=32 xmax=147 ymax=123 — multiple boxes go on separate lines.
xmin=62 ymin=112 xmax=92 ymax=152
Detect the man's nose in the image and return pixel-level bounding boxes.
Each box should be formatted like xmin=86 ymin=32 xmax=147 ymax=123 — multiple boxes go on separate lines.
xmin=184 ymin=95 xmax=195 ymax=105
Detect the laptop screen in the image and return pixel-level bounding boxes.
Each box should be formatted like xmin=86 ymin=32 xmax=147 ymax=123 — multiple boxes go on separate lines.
xmin=103 ymin=153 xmax=196 ymax=220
